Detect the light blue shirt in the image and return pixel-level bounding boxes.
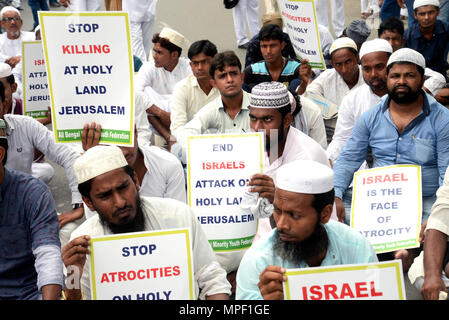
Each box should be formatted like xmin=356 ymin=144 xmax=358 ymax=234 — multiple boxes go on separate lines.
xmin=334 ymin=91 xmax=449 ymax=199
xmin=236 ymin=220 xmax=377 ymax=300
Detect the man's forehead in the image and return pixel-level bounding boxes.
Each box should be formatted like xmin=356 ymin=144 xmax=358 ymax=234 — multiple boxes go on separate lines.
xmin=191 ymin=53 xmax=212 ymax=62
xmin=90 ymin=168 xmax=130 ymax=192
xmin=331 ymin=48 xmax=357 ymax=61
xmin=2 ymin=10 xmax=20 ymax=18
xmin=416 ymin=5 xmax=439 ymax=13
xmin=361 ymin=51 xmax=389 ymax=66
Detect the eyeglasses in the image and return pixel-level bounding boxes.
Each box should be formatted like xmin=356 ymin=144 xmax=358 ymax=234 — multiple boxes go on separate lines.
xmin=2 ymin=17 xmax=21 ymax=23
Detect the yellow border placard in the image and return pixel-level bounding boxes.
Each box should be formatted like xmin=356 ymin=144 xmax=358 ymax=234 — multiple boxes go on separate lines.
xmin=351 ymin=164 xmax=422 ymax=253
xmin=89 ymin=228 xmax=194 ymax=300
xmin=38 ymin=11 xmax=134 ymax=145
xmin=284 ymin=260 xmax=404 ymax=300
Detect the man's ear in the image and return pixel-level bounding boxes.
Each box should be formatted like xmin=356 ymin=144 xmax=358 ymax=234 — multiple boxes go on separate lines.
xmin=320 ymin=204 xmax=333 ymax=224
xmin=82 ymin=195 xmax=95 ymax=212
xmin=11 ymin=82 xmax=17 ymax=94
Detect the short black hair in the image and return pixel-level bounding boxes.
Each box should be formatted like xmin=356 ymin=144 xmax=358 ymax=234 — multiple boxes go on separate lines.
xmin=152 ymin=33 xmax=182 ymax=57
xmin=312 ymin=189 xmax=335 ymax=216
xmin=188 ymin=40 xmax=217 ymax=60
xmin=209 ymin=50 xmax=241 ymax=78
xmin=78 ymin=165 xmax=135 ymax=199
xmin=258 ymin=24 xmax=284 ymax=43
xmin=386 ymin=61 xmax=425 ymax=78
xmin=378 ymin=16 xmax=404 ymax=37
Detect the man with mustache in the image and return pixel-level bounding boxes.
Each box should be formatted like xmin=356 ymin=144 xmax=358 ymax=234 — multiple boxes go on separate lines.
xmin=236 ymin=159 xmax=377 ymax=300
xmin=333 ymin=48 xmax=449 ymax=272
xmin=327 ymin=39 xmax=393 ymax=223
xmin=62 ymin=145 xmax=231 ymax=300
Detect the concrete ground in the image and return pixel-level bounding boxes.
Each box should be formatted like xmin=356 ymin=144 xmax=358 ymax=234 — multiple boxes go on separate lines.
xmin=16 ymin=0 xmax=421 ymax=299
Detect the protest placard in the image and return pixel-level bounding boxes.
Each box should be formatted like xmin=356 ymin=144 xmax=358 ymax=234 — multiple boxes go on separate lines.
xmin=38 ymin=12 xmax=134 ymax=146
xmin=89 ymin=228 xmax=195 ymax=300
xmin=351 ymin=165 xmax=422 ymax=253
xmin=22 ymin=41 xmax=50 ymax=118
xmin=187 ymin=133 xmax=264 ymax=252
xmin=284 ymin=260 xmax=406 ymax=300
xmin=278 ymin=0 xmax=325 ymax=69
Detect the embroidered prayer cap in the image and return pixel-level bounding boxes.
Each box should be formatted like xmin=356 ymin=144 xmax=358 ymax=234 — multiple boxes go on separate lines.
xmin=359 ymin=38 xmax=393 ymax=60
xmin=386 ymin=47 xmax=426 ymax=70
xmin=0 ymin=6 xmax=20 ymax=20
xmin=345 ymin=19 xmax=371 ymax=44
xmin=413 ymin=0 xmax=440 ymax=9
xmin=329 ymin=37 xmax=358 ymax=56
xmin=275 ymin=160 xmax=334 ymax=194
xmin=250 ymin=81 xmax=290 ymax=109
xmin=159 ymin=27 xmax=185 ymax=49
xmin=0 ymin=63 xmax=12 ymax=78
xmin=74 ymin=145 xmax=128 ymax=184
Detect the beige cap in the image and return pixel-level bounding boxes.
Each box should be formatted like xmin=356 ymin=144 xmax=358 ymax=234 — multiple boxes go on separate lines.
xmin=329 ymin=37 xmax=358 ymax=56
xmin=74 ymin=145 xmax=128 ymax=184
xmin=159 ymin=27 xmax=185 ymax=48
xmin=275 ymin=160 xmax=334 ymax=194
xmin=0 ymin=63 xmax=12 ymax=78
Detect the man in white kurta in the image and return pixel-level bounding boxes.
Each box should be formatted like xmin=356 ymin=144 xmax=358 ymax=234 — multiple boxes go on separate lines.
xmin=64 ymin=145 xmax=231 ymax=300
xmin=135 ymin=27 xmax=192 ymax=142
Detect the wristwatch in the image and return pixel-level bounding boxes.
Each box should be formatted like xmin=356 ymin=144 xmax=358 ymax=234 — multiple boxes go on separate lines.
xmin=72 ymin=203 xmax=83 ymax=210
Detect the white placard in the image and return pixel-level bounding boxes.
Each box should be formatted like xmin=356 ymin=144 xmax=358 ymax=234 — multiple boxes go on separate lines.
xmin=187 ymin=133 xmax=264 ymax=252
xmin=351 ymin=165 xmax=422 ymax=253
xmin=284 ymin=260 xmax=406 ymax=300
xmin=39 ymin=11 xmax=134 ymax=146
xmin=89 ymin=228 xmax=195 ymax=300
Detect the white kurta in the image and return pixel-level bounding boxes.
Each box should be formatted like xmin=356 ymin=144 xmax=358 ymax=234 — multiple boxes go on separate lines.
xmin=232 ymin=0 xmax=260 ymax=46
xmin=135 ymin=57 xmax=192 ymax=113
xmin=70 ymin=196 xmax=232 ymax=300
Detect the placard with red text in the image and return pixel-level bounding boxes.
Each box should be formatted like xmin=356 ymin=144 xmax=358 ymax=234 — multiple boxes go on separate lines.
xmin=284 ymin=260 xmax=406 ymax=300
xmin=89 ymin=228 xmax=195 ymax=300
xmin=38 ymin=12 xmax=134 ymax=146
xmin=351 ymin=165 xmax=422 ymax=253
xmin=186 ymin=133 xmax=264 ymax=253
